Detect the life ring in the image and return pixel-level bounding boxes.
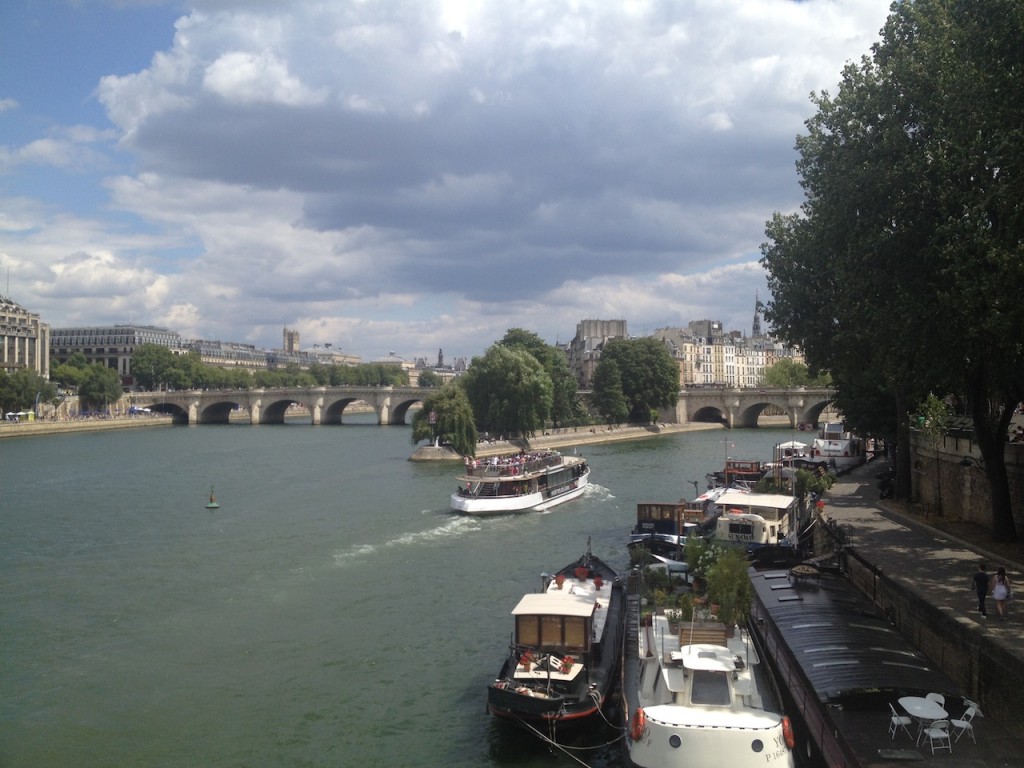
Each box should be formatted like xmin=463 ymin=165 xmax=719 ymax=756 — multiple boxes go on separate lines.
xmin=631 ymin=707 xmax=646 ymax=741
xmin=782 ymin=716 xmax=795 ymax=749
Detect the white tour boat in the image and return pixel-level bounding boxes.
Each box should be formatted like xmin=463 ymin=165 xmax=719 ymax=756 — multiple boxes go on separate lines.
xmin=624 ymin=614 xmax=795 ymax=768
xmin=450 ymin=450 xmax=590 ymax=515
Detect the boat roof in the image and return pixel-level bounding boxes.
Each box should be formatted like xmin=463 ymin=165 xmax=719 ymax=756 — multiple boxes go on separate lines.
xmin=751 ymin=568 xmax=964 ymax=705
xmin=716 ymin=490 xmax=796 ymax=510
xmin=511 ymin=592 xmax=595 ymax=618
xmin=677 ymin=644 xmax=735 ymax=673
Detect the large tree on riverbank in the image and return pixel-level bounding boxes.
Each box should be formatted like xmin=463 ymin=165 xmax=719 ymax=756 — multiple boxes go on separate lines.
xmin=761 ymin=0 xmax=1024 ymax=540
xmin=461 ymin=343 xmax=553 ymax=439
xmin=592 ymin=337 xmax=679 ymax=423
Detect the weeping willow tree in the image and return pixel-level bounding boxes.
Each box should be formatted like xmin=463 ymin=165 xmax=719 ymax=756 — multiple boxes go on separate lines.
xmin=410 ymin=382 xmax=478 ymax=457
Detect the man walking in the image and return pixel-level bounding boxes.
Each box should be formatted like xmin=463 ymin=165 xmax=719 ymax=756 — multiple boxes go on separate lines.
xmin=973 ymin=562 xmax=991 ymax=618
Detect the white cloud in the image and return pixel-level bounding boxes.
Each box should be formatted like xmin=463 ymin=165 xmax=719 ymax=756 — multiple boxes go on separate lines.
xmin=5 ymin=0 xmax=893 ymax=359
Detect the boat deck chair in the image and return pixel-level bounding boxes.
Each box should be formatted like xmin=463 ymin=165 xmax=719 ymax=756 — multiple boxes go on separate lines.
xmin=924 ymin=720 xmax=952 ymax=755
xmin=888 ymin=702 xmax=913 ymax=740
xmin=951 ymin=706 xmax=978 ymax=743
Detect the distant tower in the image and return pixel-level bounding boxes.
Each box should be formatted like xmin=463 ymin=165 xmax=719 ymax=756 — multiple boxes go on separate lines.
xmin=437 ymin=348 xmax=444 ymax=368
xmin=283 ymin=327 xmax=300 ymax=353
xmin=752 ymin=293 xmax=763 ymax=337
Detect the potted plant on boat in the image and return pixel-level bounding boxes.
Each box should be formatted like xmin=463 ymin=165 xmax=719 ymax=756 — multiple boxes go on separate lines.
xmin=705 ymin=547 xmax=754 ymax=635
xmin=666 ymin=593 xmax=695 ymax=633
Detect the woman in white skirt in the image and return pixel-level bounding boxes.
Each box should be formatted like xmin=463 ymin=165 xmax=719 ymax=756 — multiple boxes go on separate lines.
xmin=992 ymin=567 xmax=1012 ymax=620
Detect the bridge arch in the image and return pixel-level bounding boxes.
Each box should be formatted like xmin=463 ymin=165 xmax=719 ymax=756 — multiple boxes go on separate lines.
xmin=387 ymin=396 xmax=423 ymax=425
xmin=321 ymin=397 xmax=367 ymax=425
xmin=197 ymin=399 xmax=247 ymax=424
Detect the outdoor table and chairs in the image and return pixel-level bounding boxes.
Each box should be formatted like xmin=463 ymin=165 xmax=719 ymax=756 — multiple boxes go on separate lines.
xmin=898 ymin=695 xmax=949 ymax=748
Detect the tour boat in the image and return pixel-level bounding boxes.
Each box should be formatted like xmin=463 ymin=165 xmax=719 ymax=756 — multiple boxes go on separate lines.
xmin=450 ymin=450 xmax=589 ymax=515
xmin=622 ymin=608 xmax=795 ymax=768
xmin=487 ymin=545 xmax=624 ymax=729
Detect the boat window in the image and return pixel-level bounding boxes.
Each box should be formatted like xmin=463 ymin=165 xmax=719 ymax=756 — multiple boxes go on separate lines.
xmin=563 ymin=616 xmax=587 ymax=650
xmin=516 ymin=616 xmax=540 ymax=647
xmin=728 ymin=522 xmax=753 ymax=537
xmin=690 ymin=669 xmax=731 ymax=706
xmin=541 ymin=615 xmax=563 ymax=646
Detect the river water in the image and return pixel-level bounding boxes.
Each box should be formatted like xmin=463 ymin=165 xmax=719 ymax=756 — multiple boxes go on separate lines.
xmin=1 ymin=417 xmax=798 ymax=768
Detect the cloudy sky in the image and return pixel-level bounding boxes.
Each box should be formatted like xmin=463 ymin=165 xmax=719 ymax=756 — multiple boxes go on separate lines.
xmin=1 ymin=0 xmax=891 ymax=363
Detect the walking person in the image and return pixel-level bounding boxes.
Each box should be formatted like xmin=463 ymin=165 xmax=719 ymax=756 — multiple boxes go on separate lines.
xmin=973 ymin=562 xmax=991 ymax=618
xmin=992 ymin=567 xmax=1012 ymax=620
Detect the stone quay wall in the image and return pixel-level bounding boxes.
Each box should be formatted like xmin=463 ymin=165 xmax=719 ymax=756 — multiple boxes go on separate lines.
xmin=908 ymin=429 xmax=1024 ymax=530
xmin=813 ymin=522 xmax=1024 ymax=713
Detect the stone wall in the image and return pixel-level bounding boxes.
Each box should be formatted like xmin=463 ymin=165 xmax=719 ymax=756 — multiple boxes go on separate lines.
xmin=842 ymin=546 xmax=1024 ymax=708
xmin=909 ymin=429 xmax=1024 ymax=531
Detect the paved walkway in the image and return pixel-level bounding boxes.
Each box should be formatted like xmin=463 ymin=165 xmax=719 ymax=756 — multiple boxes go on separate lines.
xmin=823 ymin=461 xmax=1024 ymax=766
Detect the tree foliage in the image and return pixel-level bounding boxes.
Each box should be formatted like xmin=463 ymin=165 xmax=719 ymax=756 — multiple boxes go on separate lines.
xmin=763 ymin=359 xmax=831 ymax=388
xmin=410 ymin=382 xmax=478 ymax=456
xmin=498 ymin=328 xmax=582 ymax=427
xmin=124 ymin=344 xmax=409 ymax=391
xmin=77 ymin=365 xmax=124 ymax=411
xmin=761 ymin=0 xmax=1024 ymax=539
xmin=591 ymin=337 xmax=679 ymax=423
xmin=417 ymin=369 xmax=442 ymax=388
xmin=0 ymin=369 xmax=57 ymax=414
xmin=590 ymin=358 xmax=629 ymax=424
xmin=461 ymin=344 xmax=553 ymax=438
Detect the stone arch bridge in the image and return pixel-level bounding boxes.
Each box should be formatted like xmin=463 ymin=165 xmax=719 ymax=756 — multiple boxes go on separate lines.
xmin=672 ymin=387 xmax=833 ymax=429
xmin=128 ymin=385 xmax=833 ymax=429
xmin=130 ymin=385 xmax=425 ymax=425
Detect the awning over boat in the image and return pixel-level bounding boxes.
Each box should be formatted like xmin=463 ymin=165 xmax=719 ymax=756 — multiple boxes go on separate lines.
xmin=512 ymin=592 xmax=594 ymax=617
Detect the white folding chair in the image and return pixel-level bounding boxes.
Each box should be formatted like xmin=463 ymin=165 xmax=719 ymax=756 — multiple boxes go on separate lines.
xmin=888 ymin=702 xmax=913 ymax=740
xmin=925 ymin=692 xmax=945 ymax=707
xmin=951 ymin=707 xmax=977 ymax=743
xmin=925 ymin=720 xmax=952 ymax=755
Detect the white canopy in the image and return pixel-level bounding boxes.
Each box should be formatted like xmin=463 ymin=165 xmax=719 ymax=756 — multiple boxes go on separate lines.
xmin=511 ymin=592 xmax=594 ymax=618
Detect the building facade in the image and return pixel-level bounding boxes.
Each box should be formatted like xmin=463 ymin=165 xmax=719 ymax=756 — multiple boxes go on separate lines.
xmin=0 ymin=295 xmax=50 ymax=378
xmin=566 ymin=319 xmax=628 ymax=387
xmin=50 ymin=324 xmax=183 ymax=385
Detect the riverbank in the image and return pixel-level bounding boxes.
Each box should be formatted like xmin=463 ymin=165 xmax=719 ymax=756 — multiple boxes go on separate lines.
xmin=409 ymin=421 xmax=727 ymax=461
xmin=0 ymin=415 xmax=174 ymax=440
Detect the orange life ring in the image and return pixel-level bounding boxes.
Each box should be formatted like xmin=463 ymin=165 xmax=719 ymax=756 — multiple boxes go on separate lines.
xmin=782 ymin=715 xmax=795 ymax=749
xmin=631 ymin=707 xmax=646 ymax=741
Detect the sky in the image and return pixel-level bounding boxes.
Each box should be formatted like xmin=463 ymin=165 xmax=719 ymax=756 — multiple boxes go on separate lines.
xmin=1 ymin=0 xmax=893 ymax=363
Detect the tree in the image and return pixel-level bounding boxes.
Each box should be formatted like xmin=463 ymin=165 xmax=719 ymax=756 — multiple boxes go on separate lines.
xmin=763 ymin=359 xmax=831 ymax=388
xmin=592 ymin=337 xmax=679 ymax=423
xmin=77 ymin=364 xmax=123 ymax=411
xmin=417 ymin=369 xmax=442 ymax=388
xmin=461 ymin=344 xmax=553 ymax=438
xmin=590 ymin=358 xmax=629 ymax=424
xmin=410 ymin=382 xmax=478 ymax=456
xmin=131 ymin=344 xmax=180 ymax=391
xmin=0 ymin=369 xmax=57 ymax=414
xmin=916 ymin=393 xmax=952 ymax=516
xmin=761 ymin=0 xmax=1024 ymax=539
xmin=498 ymin=328 xmax=582 ymax=427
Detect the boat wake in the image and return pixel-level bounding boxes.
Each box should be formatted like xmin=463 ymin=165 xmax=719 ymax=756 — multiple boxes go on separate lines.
xmin=331 ymin=516 xmax=480 ymax=567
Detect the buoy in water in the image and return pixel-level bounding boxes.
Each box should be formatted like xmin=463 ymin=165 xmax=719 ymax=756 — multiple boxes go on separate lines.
xmin=205 ymin=485 xmax=220 ymax=510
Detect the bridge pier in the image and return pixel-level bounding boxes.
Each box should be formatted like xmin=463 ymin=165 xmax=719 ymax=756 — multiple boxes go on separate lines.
xmin=250 ymin=399 xmax=261 ymax=425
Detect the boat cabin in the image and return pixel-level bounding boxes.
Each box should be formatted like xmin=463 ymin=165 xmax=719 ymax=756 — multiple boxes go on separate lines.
xmin=712 ymin=490 xmax=801 ymax=549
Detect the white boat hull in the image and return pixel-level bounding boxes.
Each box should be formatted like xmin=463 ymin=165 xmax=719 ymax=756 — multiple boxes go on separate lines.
xmin=450 ymin=471 xmax=589 ymax=516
